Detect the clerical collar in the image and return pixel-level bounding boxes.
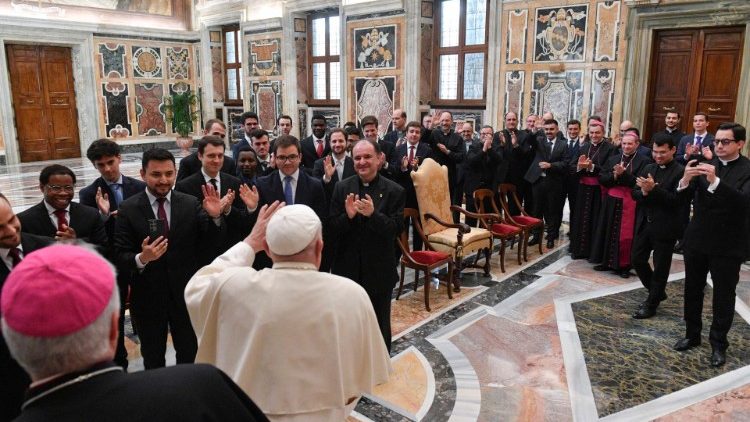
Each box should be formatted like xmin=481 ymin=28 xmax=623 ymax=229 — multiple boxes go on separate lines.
xmin=272 ymin=261 xmax=317 ymax=271
xmin=24 ymin=361 xmax=122 ymax=409
xmin=359 ymin=174 xmax=379 ymax=187
xmin=719 ymin=155 xmax=741 ymax=166
xmin=658 ymin=159 xmax=675 ymax=169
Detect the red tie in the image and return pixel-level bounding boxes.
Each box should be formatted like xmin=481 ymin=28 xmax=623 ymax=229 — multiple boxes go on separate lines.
xmin=316 ymin=140 xmax=324 ymax=157
xmin=8 ymin=247 xmax=22 ymax=268
xmin=54 ymin=209 xmax=68 ymax=231
xmin=408 ymin=145 xmax=415 ymax=163
xmin=156 ymin=197 xmax=170 ymax=237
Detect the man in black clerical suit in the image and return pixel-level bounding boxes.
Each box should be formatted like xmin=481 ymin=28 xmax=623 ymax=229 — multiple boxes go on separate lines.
xmin=673 ymin=123 xmax=750 ymax=367
xmin=0 ymin=194 xmax=52 ymax=422
xmin=2 ymin=244 xmax=267 ymax=422
xmin=430 ymin=111 xmax=465 ymax=222
xmin=657 ymin=111 xmax=686 ymax=145
xmin=330 ymin=139 xmax=404 ymax=351
xmin=176 ymin=136 xmax=250 ymax=258
xmin=114 ymin=148 xmax=225 ymax=369
xmin=361 ymin=115 xmax=396 ymax=179
xmin=631 ymin=135 xmax=685 ymax=319
xmin=18 ymin=164 xmax=107 ymax=248
xmin=177 ymin=119 xmax=236 ymax=181
xmin=458 ymin=124 xmax=500 ymax=227
xmin=300 ymin=114 xmax=330 ymax=173
xmin=496 ymin=112 xmax=533 ymax=215
xmin=79 ymin=138 xmax=145 ymax=370
xmin=524 ymin=119 xmax=569 ymax=249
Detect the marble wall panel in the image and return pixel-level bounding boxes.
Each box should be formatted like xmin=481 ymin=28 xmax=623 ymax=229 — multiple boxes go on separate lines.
xmin=594 ymin=1 xmax=621 ymax=62
xmin=355 ymin=77 xmax=396 ymax=136
xmin=249 ymin=81 xmax=282 ymax=132
xmin=506 ymin=9 xmax=528 ymax=64
xmin=419 ymin=23 xmax=433 ymax=104
xmin=354 ymin=25 xmax=397 ymax=70
xmin=248 ymin=38 xmax=281 ymax=77
xmin=451 ymin=111 xmax=483 ymax=133
xmin=209 ymin=31 xmax=221 ymax=43
xmin=295 ymin=36 xmax=308 ymax=104
xmin=530 ymin=70 xmax=584 ymax=125
xmin=98 ymin=43 xmax=126 ymax=78
xmin=590 ymin=69 xmax=616 ymax=134
xmin=298 ymin=108 xmax=307 ymax=138
xmin=102 ymin=82 xmax=131 ymax=139
xmin=421 ymin=1 xmax=433 ymax=18
xmin=505 ymin=71 xmax=525 ymax=120
xmin=227 ymin=107 xmax=245 ymax=143
xmin=135 ymin=83 xmax=166 ymax=136
xmin=317 ymin=109 xmax=340 ymax=132
xmin=193 ymin=44 xmax=201 ymax=79
xmin=132 ymin=46 xmax=163 ymax=78
xmin=167 ymin=47 xmax=190 ymax=80
xmin=533 ymin=5 xmax=588 ymax=62
xmin=210 ymin=45 xmax=224 ymax=103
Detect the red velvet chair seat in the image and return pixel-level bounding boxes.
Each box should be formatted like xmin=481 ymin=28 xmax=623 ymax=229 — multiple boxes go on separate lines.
xmin=512 ymin=215 xmax=542 ymax=225
xmin=491 ymin=223 xmax=522 ymax=236
xmin=408 ymin=250 xmax=451 ymax=266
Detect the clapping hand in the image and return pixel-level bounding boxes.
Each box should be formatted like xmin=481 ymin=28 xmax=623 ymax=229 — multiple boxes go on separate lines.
xmin=345 ymin=193 xmax=358 ymax=219
xmin=201 ymin=184 xmax=222 ymax=218
xmin=220 ymin=189 xmax=235 ymax=214
xmin=613 ymin=163 xmax=626 ymax=178
xmin=636 ymin=173 xmax=658 ymax=194
xmin=239 ymin=184 xmax=259 ymax=210
xmin=323 ymin=156 xmax=336 ymax=180
xmin=355 ymin=194 xmax=375 ymax=217
xmin=95 ymin=187 xmax=110 ymax=215
xmin=55 ymin=224 xmax=76 ymax=241
xmin=702 ymin=146 xmax=713 ymax=160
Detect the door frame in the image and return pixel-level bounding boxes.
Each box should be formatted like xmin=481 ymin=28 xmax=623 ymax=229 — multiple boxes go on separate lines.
xmin=0 ymin=24 xmax=99 ymax=165
xmin=622 ymin=0 xmax=750 ymax=154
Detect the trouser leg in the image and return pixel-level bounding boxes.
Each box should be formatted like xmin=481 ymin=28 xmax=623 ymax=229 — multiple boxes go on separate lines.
xmin=708 ymin=256 xmax=742 ymax=351
xmin=683 ymin=251 xmax=710 ymax=341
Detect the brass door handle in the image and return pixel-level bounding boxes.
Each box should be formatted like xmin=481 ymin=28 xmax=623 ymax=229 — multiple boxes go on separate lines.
xmin=662 ymin=106 xmax=675 ymax=111
xmin=55 ymin=98 xmax=64 ymax=104
xmin=708 ymin=106 xmax=721 ymax=112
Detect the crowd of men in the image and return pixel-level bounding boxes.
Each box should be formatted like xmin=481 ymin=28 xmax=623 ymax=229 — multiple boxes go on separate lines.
xmin=0 ymin=107 xmax=748 ymax=420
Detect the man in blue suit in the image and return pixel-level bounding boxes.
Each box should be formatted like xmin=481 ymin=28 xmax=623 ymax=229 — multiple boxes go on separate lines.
xmin=78 ymin=138 xmax=146 ymax=370
xmin=676 ymin=112 xmax=715 ymax=165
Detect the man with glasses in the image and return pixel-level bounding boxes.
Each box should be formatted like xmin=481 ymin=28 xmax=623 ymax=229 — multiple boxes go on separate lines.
xmin=19 ymin=164 xmax=107 ymax=248
xmin=177 ymin=119 xmax=236 ymax=181
xmin=673 ymin=123 xmax=750 ymax=367
xmin=241 ymin=135 xmax=326 ymax=270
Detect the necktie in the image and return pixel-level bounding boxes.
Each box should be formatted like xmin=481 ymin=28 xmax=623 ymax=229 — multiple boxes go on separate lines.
xmin=284 ymin=176 xmax=294 ymax=205
xmin=111 ymin=183 xmax=123 ymax=207
xmin=694 ymin=136 xmax=702 ymax=147
xmin=569 ymin=139 xmax=575 ymax=150
xmin=336 ymin=160 xmax=343 ymax=181
xmin=156 ymin=197 xmax=170 ymax=237
xmin=316 ymin=140 xmax=324 ymax=157
xmin=209 ymin=178 xmax=218 ymax=192
xmin=408 ymin=146 xmax=415 ymax=163
xmin=54 ymin=209 xmax=68 ymax=231
xmin=8 ymin=247 xmax=22 ymax=268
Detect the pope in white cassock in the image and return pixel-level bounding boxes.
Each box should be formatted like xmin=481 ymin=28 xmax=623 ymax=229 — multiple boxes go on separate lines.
xmin=185 ymin=201 xmax=391 ymax=421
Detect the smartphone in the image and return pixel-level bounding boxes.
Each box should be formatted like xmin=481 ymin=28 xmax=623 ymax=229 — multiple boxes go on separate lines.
xmin=147 ymin=218 xmax=165 ymax=242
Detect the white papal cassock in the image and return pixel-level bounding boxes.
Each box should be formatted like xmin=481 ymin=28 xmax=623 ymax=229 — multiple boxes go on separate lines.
xmin=185 ymin=241 xmax=392 ymax=421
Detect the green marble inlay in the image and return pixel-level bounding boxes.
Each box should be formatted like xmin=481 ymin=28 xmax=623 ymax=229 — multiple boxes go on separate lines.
xmin=572 ymin=280 xmax=750 ymax=417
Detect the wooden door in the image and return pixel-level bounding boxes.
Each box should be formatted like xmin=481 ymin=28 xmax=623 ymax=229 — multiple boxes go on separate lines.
xmin=6 ymin=44 xmax=80 ymax=162
xmin=644 ymin=27 xmax=744 ymax=140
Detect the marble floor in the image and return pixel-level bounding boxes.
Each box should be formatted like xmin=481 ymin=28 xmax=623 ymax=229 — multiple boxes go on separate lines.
xmin=3 ymin=152 xmax=750 ymax=421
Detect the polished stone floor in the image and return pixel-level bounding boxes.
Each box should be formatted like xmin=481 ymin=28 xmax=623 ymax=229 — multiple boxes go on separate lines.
xmin=2 ymin=152 xmax=749 ymax=421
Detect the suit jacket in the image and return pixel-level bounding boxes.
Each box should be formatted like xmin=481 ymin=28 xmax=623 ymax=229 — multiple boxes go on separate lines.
xmin=429 ymin=129 xmax=465 ymax=190
xmin=496 ymin=128 xmax=532 ymax=185
xmin=175 ymin=171 xmax=250 ymax=256
xmin=383 ymin=129 xmax=405 ymax=149
xmin=329 ymin=175 xmax=405 ymax=295
xmin=15 ymin=363 xmax=268 ymax=422
xmin=113 ymin=190 xmax=224 ymax=315
xmin=390 ymin=142 xmax=433 ymax=208
xmin=255 ymin=170 xmax=327 ymax=221
xmin=599 ymin=153 xmax=653 ymax=189
xmin=524 ymin=136 xmax=569 ymax=184
xmin=177 ymin=152 xmax=236 ymax=182
xmin=0 ymin=233 xmax=52 ymax=422
xmin=301 ymin=135 xmax=331 ymax=173
xmin=18 ymin=201 xmax=107 ymax=247
xmin=79 ymin=175 xmax=146 ymax=245
xmin=658 ymin=128 xmax=686 ymax=145
xmin=679 ymin=155 xmax=750 ymax=259
xmin=460 ymin=139 xmax=501 ymax=199
xmin=231 ymin=139 xmax=251 ymax=162
xmin=632 ymin=160 xmax=686 ymax=240
xmin=312 ymin=155 xmax=356 ymax=201
xmin=676 ymin=132 xmax=715 ymax=165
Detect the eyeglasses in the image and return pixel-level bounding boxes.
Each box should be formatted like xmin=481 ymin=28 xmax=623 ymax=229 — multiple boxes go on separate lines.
xmin=713 ymin=138 xmax=737 ymax=146
xmin=275 ymin=154 xmax=299 ymax=162
xmin=47 ymin=185 xmax=75 ymax=193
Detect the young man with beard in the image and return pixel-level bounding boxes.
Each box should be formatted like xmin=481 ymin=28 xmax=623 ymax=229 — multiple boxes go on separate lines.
xmin=657 ymin=111 xmax=686 ymax=145
xmin=251 ymin=129 xmax=275 ymax=177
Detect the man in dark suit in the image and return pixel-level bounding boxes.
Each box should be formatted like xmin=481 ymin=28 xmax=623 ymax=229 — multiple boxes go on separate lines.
xmin=329 ymin=139 xmax=405 ymax=351
xmin=391 ymin=121 xmax=433 ymax=250
xmin=176 ymin=136 xmax=250 ymax=258
xmin=241 ymin=135 xmax=327 ymax=270
xmin=524 ymin=119 xmax=569 ymax=249
xmin=496 ymin=112 xmax=533 ymax=215
xmin=0 ymin=193 xmax=52 ymax=421
xmin=676 ymin=112 xmax=714 ymax=165
xmin=383 ymin=109 xmax=407 ymax=149
xmin=79 ymin=138 xmax=146 ymax=370
xmin=231 ymin=111 xmax=260 ymax=161
xmin=177 ymin=119 xmax=236 ymax=181
xmin=19 ymin=164 xmax=107 ymax=248
xmin=631 ymin=135 xmax=685 ymax=318
xmin=673 ymin=123 xmax=750 ymax=367
xmin=362 ymin=115 xmax=396 ymax=179
xmin=2 ymin=244 xmax=267 ymax=422
xmin=114 ymin=148 xmax=225 ymax=369
xmin=462 ymin=125 xmax=503 ymax=227
xmin=563 ymin=119 xmax=584 ymax=223
xmin=249 ymin=129 xmax=275 ymax=177
xmin=657 ymin=111 xmax=686 ymax=145
xmin=300 ymin=114 xmax=330 ymax=173
xmin=430 ymin=111 xmax=465 ymax=222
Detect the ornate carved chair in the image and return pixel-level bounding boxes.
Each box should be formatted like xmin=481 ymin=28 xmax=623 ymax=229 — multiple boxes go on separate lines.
xmin=473 ymin=189 xmax=523 ymax=272
xmin=498 ymin=183 xmax=544 ymax=261
xmin=411 ymin=158 xmax=492 ymax=289
xmin=395 ymin=208 xmax=454 ymax=311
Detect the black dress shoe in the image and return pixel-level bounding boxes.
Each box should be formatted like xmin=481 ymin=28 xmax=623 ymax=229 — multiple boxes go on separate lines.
xmin=528 ymin=237 xmax=540 ymax=246
xmin=673 ymin=338 xmax=701 ymax=351
xmin=593 ymin=264 xmax=609 ymax=271
xmin=711 ymin=349 xmax=726 ymax=367
xmin=673 ymin=240 xmax=684 ymax=254
xmin=546 ymin=239 xmax=555 ymax=249
xmin=620 ymin=269 xmax=631 ymax=278
xmin=633 ymin=306 xmax=656 ymax=319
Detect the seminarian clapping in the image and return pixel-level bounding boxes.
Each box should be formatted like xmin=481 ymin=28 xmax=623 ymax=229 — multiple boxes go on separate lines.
xmin=1 ymin=244 xmax=268 ymax=421
xmin=185 ymin=202 xmax=391 ymax=421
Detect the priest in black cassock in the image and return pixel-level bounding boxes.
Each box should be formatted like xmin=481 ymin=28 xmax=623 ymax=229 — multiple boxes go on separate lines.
xmin=590 ymin=132 xmax=653 ymax=277
xmin=568 ymin=120 xmax=616 ymax=259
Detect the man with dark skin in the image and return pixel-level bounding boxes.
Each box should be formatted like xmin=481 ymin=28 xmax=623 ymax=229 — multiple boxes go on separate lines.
xmin=301 ymin=115 xmax=330 ymax=172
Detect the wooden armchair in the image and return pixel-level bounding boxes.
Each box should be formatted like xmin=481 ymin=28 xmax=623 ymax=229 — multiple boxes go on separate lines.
xmin=395 ymin=208 xmax=454 ymax=311
xmin=411 ymin=159 xmax=493 ymax=290
xmin=498 ymin=183 xmax=544 ymax=261
xmin=473 ymin=189 xmax=523 ymax=272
